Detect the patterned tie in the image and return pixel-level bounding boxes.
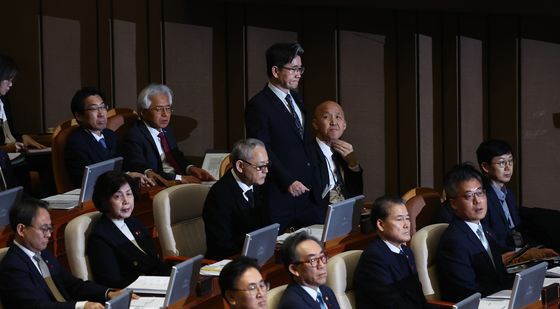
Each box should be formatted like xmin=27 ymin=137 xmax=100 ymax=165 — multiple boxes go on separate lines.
xmin=33 ymin=254 xmax=66 ymax=302
xmin=245 ymin=189 xmax=254 ymax=208
xmin=316 ymin=289 xmax=328 ymax=309
xmin=285 ymin=94 xmax=304 ymax=139
xmin=99 ymin=137 xmax=108 ymax=150
xmin=157 ymin=131 xmax=183 ymax=174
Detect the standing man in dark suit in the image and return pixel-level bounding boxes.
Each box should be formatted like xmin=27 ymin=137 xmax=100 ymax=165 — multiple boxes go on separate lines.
xmin=65 ymin=87 xmax=154 ymax=188
xmin=123 ymin=84 xmax=214 ymax=186
xmin=354 ymin=195 xmax=432 ymax=309
xmin=245 ymin=42 xmax=318 ymax=231
xmin=203 ymin=138 xmax=270 ymax=260
xmin=278 ymin=232 xmax=340 ymax=309
xmin=311 ymin=100 xmax=363 ymax=209
xmin=0 ymin=198 xmax=122 ymax=308
xmin=436 ymin=164 xmax=513 ymax=302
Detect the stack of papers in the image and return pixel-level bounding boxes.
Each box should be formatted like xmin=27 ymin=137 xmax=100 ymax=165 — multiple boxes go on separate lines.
xmin=127 ymin=276 xmax=169 ymax=294
xmin=199 ymin=259 xmax=231 ymax=276
xmin=130 ymin=297 xmax=165 ymax=309
xmin=546 ymin=266 xmax=560 ymax=278
xmin=276 ymin=224 xmax=324 ymax=244
xmin=43 ymin=194 xmax=79 ymax=210
xmin=479 ymin=299 xmax=510 ymax=309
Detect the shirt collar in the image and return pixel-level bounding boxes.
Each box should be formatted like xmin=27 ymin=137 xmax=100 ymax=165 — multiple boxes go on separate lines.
xmin=300 ymin=285 xmax=319 ymax=301
xmin=268 ymin=82 xmax=289 ymax=98
xmin=316 ymin=138 xmax=333 ymax=157
xmin=491 ymin=182 xmax=507 ymax=201
xmin=14 ymin=240 xmax=39 ymax=257
xmin=381 ymin=239 xmax=403 ymax=254
xmin=465 ymin=220 xmax=483 ymax=235
xmin=143 ymin=120 xmax=162 ymax=135
xmin=231 ymin=169 xmax=252 ymax=193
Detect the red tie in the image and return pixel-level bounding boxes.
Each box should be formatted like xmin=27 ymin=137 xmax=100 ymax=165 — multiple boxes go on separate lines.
xmin=158 ymin=131 xmax=183 ymax=175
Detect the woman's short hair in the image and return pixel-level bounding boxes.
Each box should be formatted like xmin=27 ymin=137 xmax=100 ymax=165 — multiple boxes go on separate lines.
xmin=92 ymin=171 xmax=138 ymax=214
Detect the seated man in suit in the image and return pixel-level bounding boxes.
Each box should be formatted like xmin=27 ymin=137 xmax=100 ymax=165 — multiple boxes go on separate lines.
xmin=203 ymin=138 xmax=270 ymax=260
xmin=278 ymin=232 xmax=340 ymax=309
xmin=65 ymin=87 xmax=154 ymax=188
xmin=311 ymin=100 xmax=363 ymax=210
xmin=219 ymin=256 xmax=268 ymax=309
xmin=436 ymin=163 xmax=514 ymax=302
xmin=354 ymin=195 xmax=432 ymax=309
xmin=123 ymin=83 xmax=214 ymax=186
xmin=0 ymin=198 xmax=123 ymax=308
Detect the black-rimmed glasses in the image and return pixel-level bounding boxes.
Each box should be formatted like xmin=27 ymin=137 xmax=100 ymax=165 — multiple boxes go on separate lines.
xmin=84 ymin=103 xmax=108 ymax=113
xmin=293 ymin=253 xmax=328 ymax=267
xmin=281 ymin=66 xmax=305 ymax=74
xmin=28 ymin=224 xmax=55 ymax=236
xmin=241 ymin=160 xmax=271 ymax=172
xmin=232 ymin=281 xmax=270 ymax=295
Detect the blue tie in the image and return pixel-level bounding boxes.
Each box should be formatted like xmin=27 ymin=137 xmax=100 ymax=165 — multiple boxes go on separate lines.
xmin=316 ymin=289 xmax=328 ymax=309
xmin=99 ymin=137 xmax=107 ymax=149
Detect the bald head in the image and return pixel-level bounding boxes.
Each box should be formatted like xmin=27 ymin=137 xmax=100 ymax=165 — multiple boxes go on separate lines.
xmin=312 ymin=101 xmax=347 ymax=143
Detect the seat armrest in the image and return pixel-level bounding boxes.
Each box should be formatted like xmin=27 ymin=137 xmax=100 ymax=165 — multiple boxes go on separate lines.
xmin=427 ymin=299 xmax=455 ymax=308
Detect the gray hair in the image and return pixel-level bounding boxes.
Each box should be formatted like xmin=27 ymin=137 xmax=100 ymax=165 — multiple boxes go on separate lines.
xmin=230 ymin=138 xmax=265 ymax=163
xmin=137 ymin=83 xmax=173 ymax=111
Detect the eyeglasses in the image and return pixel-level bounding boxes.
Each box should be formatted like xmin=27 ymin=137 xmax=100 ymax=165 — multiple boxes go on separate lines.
xmin=150 ymin=106 xmax=173 ymax=114
xmin=84 ymin=103 xmax=108 ymax=113
xmin=491 ymin=159 xmax=514 ymax=168
xmin=281 ymin=66 xmax=305 ymax=74
xmin=294 ymin=253 xmax=328 ymax=267
xmin=232 ymin=281 xmax=270 ymax=295
xmin=28 ymin=224 xmax=54 ymax=236
xmin=454 ymin=189 xmax=486 ymax=202
xmin=241 ymin=160 xmax=271 ymax=172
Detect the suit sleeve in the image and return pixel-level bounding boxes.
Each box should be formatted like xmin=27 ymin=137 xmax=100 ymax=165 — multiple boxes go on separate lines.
xmin=202 ymin=185 xmax=238 ymax=259
xmin=122 ymin=128 xmax=151 ymax=174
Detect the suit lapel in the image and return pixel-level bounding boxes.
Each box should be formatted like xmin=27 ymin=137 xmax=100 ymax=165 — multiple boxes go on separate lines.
xmin=12 ymin=246 xmax=57 ymax=299
xmin=456 ymin=219 xmax=496 ymax=267
xmin=263 ymin=87 xmax=307 ymax=141
xmin=293 ymin=284 xmax=320 ymax=308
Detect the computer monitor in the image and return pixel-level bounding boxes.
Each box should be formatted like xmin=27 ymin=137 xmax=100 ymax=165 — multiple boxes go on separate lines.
xmin=242 ymin=223 xmax=280 ymax=266
xmin=452 ymin=292 xmax=481 ymax=309
xmin=105 ymin=289 xmax=132 ymax=309
xmin=0 ymin=186 xmax=23 ymax=229
xmin=163 ymin=254 xmax=203 ymax=308
xmin=321 ymin=195 xmax=365 ymax=242
xmin=79 ymin=157 xmax=124 ymax=203
xmin=508 ymin=261 xmax=547 ymax=309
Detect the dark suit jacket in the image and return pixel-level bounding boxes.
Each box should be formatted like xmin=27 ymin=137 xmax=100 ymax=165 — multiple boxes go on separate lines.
xmin=87 ymin=215 xmax=170 ymax=288
xmin=484 ymin=184 xmax=521 ymax=250
xmin=436 ymin=216 xmax=513 ymax=302
xmin=123 ymin=120 xmax=191 ymax=180
xmin=310 ymin=140 xmax=363 ymax=208
xmin=245 ymin=85 xmax=318 ymax=229
xmin=65 ymin=127 xmax=119 ymax=188
xmin=354 ymin=237 xmax=431 ymax=309
xmin=202 ymin=171 xmax=270 ymax=260
xmin=278 ymin=283 xmax=340 ymax=309
xmin=0 ymin=244 xmax=107 ymax=309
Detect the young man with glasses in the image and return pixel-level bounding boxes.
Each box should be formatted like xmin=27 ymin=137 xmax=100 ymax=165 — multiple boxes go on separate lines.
xmin=436 ymin=163 xmax=514 ymax=302
xmin=203 ymin=138 xmax=271 ymax=260
xmin=219 ymin=256 xmax=268 ymax=309
xmin=245 ymin=42 xmax=320 ymax=232
xmin=0 ymin=198 xmax=124 ymax=308
xmin=123 ymin=83 xmax=214 ymax=186
xmin=278 ymin=231 xmax=340 ymax=309
xmin=354 ymin=195 xmax=432 ymax=309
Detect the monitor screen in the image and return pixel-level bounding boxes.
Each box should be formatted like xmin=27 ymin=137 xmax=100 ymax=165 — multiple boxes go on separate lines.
xmin=0 ymin=186 xmax=23 ymax=229
xmin=321 ymin=195 xmax=365 ymax=242
xmin=242 ymin=223 xmax=280 ymax=266
xmin=164 ymin=254 xmax=203 ymax=307
xmin=79 ymin=157 xmax=123 ymax=203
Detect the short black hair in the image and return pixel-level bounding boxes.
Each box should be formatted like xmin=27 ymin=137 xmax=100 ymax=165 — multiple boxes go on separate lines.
xmin=280 ymin=231 xmax=323 ymax=274
xmin=476 ymin=139 xmax=512 ymax=171
xmin=70 ymin=87 xmax=106 ymax=117
xmin=265 ymin=43 xmax=304 ymax=78
xmin=218 ymin=256 xmax=260 ymax=303
xmin=9 ymin=198 xmax=49 ymax=232
xmin=370 ymin=194 xmax=406 ymax=231
xmin=0 ymin=54 xmax=18 ymax=82
xmin=443 ymin=163 xmax=483 ymax=198
xmin=92 ymin=171 xmax=138 ymax=214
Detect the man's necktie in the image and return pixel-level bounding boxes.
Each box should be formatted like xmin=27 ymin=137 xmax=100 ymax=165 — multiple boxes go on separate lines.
xmin=316 ymin=289 xmax=328 ymax=309
xmin=245 ymin=189 xmax=255 ymax=208
xmin=285 ymin=94 xmax=304 ymax=139
xmin=476 ymin=225 xmax=495 ymax=268
xmin=400 ymin=247 xmax=415 ymax=273
xmin=158 ymin=131 xmax=183 ymax=174
xmin=33 ymin=254 xmax=66 ymax=302
xmin=99 ymin=137 xmax=108 ymax=151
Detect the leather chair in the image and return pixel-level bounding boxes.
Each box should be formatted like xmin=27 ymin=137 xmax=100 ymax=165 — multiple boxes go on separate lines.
xmin=0 ymin=246 xmax=6 ymax=309
xmin=326 ymin=250 xmax=363 ymax=309
xmin=106 ymin=108 xmax=138 ymax=139
xmin=51 ymin=122 xmax=79 ymax=193
xmin=219 ymin=154 xmax=232 ymax=178
xmin=153 ymin=184 xmax=210 ymax=258
xmin=401 ymin=187 xmax=440 ymax=202
xmin=267 ymin=284 xmax=288 ymax=309
xmin=409 ymin=223 xmax=449 ymax=301
xmin=406 ymin=191 xmax=443 ymax=235
xmin=64 ymin=211 xmax=102 ymax=280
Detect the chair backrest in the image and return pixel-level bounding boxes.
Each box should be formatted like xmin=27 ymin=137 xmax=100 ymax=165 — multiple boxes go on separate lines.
xmin=401 ymin=187 xmax=439 ymax=202
xmin=267 ymin=284 xmax=288 ymax=309
xmin=153 ymin=184 xmax=210 ymax=257
xmin=410 ymin=223 xmax=449 ymax=300
xmin=219 ymin=154 xmax=232 ymax=178
xmin=0 ymin=247 xmax=6 ymax=309
xmin=326 ymin=250 xmax=363 ymax=309
xmin=106 ymin=108 xmax=138 ymax=139
xmin=51 ymin=123 xmax=79 ymax=193
xmin=406 ymin=191 xmax=442 ymax=235
xmin=64 ymin=211 xmax=102 ymax=281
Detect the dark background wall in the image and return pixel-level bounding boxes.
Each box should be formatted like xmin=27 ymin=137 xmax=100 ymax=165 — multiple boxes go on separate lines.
xmin=1 ymin=0 xmax=559 ymax=210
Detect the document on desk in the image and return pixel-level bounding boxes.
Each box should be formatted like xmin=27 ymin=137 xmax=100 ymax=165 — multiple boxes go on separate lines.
xmin=276 ymin=225 xmax=324 ymax=244
xmin=202 ymin=152 xmax=229 ymax=180
xmin=43 ymin=194 xmax=79 ymax=210
xmin=200 ymin=259 xmax=232 ymax=276
xmin=127 ymin=276 xmax=169 ymax=294
xmin=130 ymin=296 xmax=165 ymax=309
xmin=27 ymin=147 xmax=52 ymax=155
xmin=546 ymin=266 xmax=560 ymax=278
xmin=479 ymin=299 xmax=509 ymax=309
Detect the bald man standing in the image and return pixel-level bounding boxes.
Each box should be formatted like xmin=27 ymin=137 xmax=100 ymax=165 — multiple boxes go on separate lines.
xmin=311 ymin=101 xmax=363 ymax=211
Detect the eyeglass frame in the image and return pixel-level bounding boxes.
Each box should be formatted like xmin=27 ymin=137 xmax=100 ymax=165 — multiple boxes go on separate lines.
xmin=149 ymin=105 xmax=173 ymax=114
xmin=83 ymin=103 xmax=108 ymax=113
xmin=231 ymin=280 xmax=270 ymax=295
xmin=293 ymin=252 xmax=329 ymax=268
xmin=451 ymin=188 xmax=486 ymax=202
xmin=281 ymin=66 xmax=305 ymax=74
xmin=491 ymin=159 xmax=514 ymax=169
xmin=27 ymin=224 xmax=55 ymax=236
xmin=240 ymin=159 xmax=271 ymax=172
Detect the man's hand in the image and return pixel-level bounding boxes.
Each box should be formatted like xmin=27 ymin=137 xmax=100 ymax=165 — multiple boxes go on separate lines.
xmin=501 ymin=251 xmax=516 ymax=265
xmin=331 ymin=139 xmax=359 ymax=167
xmin=288 ymin=181 xmax=309 ymax=197
xmin=22 ymin=134 xmax=47 ymax=149
xmin=180 ymin=175 xmax=201 ymax=184
xmin=127 ymin=172 xmax=156 ymax=187
xmin=509 ymin=247 xmax=559 ymax=264
xmin=145 ymin=170 xmax=177 ymax=187
xmin=188 ymin=166 xmax=216 ymax=181
xmin=107 ymin=290 xmax=140 ymax=300
xmin=84 ymin=302 xmax=104 ymax=309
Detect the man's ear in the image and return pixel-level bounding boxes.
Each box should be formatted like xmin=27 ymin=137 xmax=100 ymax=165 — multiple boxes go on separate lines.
xmin=271 ymin=66 xmax=280 ymax=79
xmin=288 ymin=264 xmax=299 ymax=277
xmin=16 ymin=223 xmax=26 ymax=237
xmin=312 ymin=118 xmax=318 ymax=131
xmin=235 ymin=160 xmax=244 ymax=174
xmin=225 ymin=291 xmax=236 ymax=306
xmin=481 ymin=162 xmax=490 ymax=174
xmin=449 ymin=199 xmax=459 ymax=211
xmin=376 ymin=219 xmax=384 ymax=232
